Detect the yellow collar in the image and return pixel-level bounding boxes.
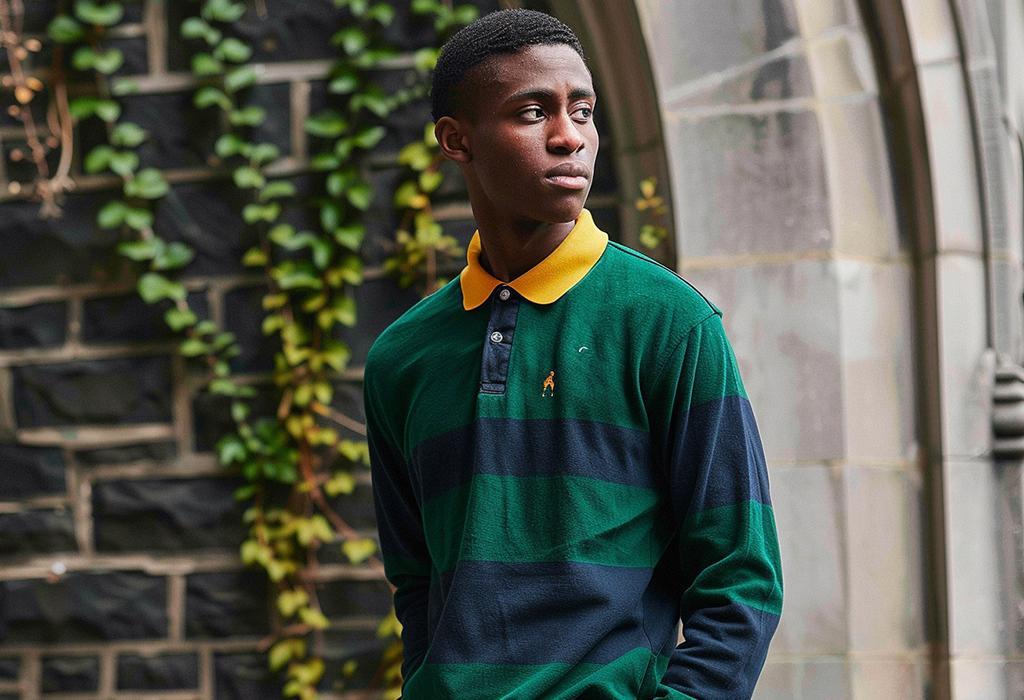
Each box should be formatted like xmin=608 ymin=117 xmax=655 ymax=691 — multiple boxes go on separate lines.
xmin=459 ymin=209 xmax=609 ymax=310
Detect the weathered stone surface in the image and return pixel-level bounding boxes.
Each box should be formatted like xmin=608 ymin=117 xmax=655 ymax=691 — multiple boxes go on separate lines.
xmin=117 ymin=92 xmax=210 ymax=171
xmin=214 ymin=653 xmax=282 ymax=700
xmin=82 ymin=292 xmax=209 ymax=345
xmin=0 ymin=197 xmax=123 ymax=290
xmin=0 ymin=303 xmax=66 ymax=350
xmin=3 ymin=572 xmax=167 ymax=642
xmin=185 ymin=571 xmax=269 ymax=639
xmin=75 ymin=441 xmax=177 ymax=466
xmin=247 ymin=83 xmax=293 ymax=157
xmin=342 ymin=278 xmax=421 ymax=366
xmin=12 ymin=356 xmax=173 ymax=428
xmin=117 ymin=653 xmax=199 ymax=691
xmin=320 ymin=630 xmax=391 ymax=690
xmin=0 ymin=657 xmax=19 ymax=680
xmin=93 ymin=478 xmax=246 ymax=552
xmin=108 ymin=37 xmax=148 ymax=77
xmin=40 ymin=656 xmax=99 ymax=694
xmin=223 ymin=285 xmax=276 ymax=374
xmin=0 ymin=445 xmax=66 ymax=498
xmin=0 ymin=510 xmax=76 ymax=557
xmin=153 ymin=183 xmax=251 ymax=279
xmin=230 ymin=0 xmax=347 ymax=63
xmin=328 ymin=480 xmax=377 ymax=533
xmin=192 ymin=387 xmax=277 ymax=452
xmin=318 ymin=579 xmax=392 ymax=619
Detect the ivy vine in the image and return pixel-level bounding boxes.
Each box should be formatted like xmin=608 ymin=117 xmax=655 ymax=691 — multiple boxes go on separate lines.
xmin=4 ymin=0 xmax=478 ymax=698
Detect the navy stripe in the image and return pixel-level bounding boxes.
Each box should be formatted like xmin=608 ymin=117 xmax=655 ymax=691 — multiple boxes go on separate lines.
xmin=662 ymin=394 xmax=772 ymax=517
xmin=424 ymin=561 xmax=674 ymax=666
xmin=412 ymin=418 xmax=656 ymax=504
xmin=661 ymin=602 xmax=780 ymax=700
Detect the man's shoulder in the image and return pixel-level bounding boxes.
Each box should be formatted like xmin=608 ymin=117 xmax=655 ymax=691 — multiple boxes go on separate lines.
xmin=366 ymin=277 xmax=464 ymax=375
xmin=594 ymin=242 xmax=721 ymax=331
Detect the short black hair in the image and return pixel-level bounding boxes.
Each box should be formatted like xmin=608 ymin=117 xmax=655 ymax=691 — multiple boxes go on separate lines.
xmin=430 ymin=9 xmax=586 ymax=121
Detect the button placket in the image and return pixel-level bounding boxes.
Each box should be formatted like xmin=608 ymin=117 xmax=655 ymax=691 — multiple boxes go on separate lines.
xmin=479 ymin=287 xmax=520 ymax=395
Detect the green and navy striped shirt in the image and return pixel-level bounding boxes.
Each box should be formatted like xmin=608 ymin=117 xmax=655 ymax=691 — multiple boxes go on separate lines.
xmin=365 ymin=210 xmax=782 ymax=700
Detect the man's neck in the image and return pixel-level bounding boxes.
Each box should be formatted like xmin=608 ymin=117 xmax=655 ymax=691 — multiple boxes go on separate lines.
xmin=475 ymin=218 xmax=577 ymax=282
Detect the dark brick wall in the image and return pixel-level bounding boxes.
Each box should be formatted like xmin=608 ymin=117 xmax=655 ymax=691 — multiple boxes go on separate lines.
xmin=0 ymin=1 xmax=623 ymax=699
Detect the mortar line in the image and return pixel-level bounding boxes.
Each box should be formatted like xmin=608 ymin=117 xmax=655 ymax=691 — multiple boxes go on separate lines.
xmin=0 ymin=367 xmax=16 ymax=436
xmin=167 ymin=573 xmax=186 ymax=642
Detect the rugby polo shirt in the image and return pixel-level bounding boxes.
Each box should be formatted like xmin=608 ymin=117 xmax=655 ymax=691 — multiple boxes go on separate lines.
xmin=365 ymin=209 xmax=782 ymax=700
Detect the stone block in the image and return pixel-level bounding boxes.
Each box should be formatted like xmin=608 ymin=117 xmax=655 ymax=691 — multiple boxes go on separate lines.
xmin=664 ymin=110 xmax=830 ymax=259
xmin=683 ymin=261 xmax=844 ymax=462
xmin=637 ymin=0 xmax=799 ymax=91
xmin=3 ymin=572 xmax=167 ymax=642
xmin=12 ymin=356 xmax=173 ymax=428
xmin=118 ymin=91 xmax=210 ymax=171
xmin=40 ymin=656 xmax=99 ymax=694
xmin=117 ymin=653 xmax=199 ymax=691
xmin=835 ymin=260 xmax=917 ymax=462
xmin=751 ymin=657 xmax=850 ymax=700
xmin=765 ymin=465 xmax=847 ymax=655
xmin=192 ymin=385 xmax=277 ymax=452
xmin=917 ymin=61 xmax=984 ymax=254
xmin=0 ymin=197 xmax=122 ymax=290
xmin=342 ymin=278 xmax=421 ymax=366
xmin=185 ymin=571 xmax=269 ymax=639
xmin=945 ymin=459 xmax=1004 ymax=655
xmin=0 ymin=303 xmax=66 ymax=350
xmin=153 ymin=182 xmax=251 ymax=279
xmin=75 ymin=441 xmax=177 ymax=466
xmin=225 ymin=0 xmax=347 ymax=63
xmin=17 ymin=0 xmax=57 ymax=32
xmin=819 ymin=100 xmax=903 ymax=260
xmin=222 ymin=285 xmax=276 ymax=374
xmin=318 ymin=578 xmax=392 ymax=619
xmin=0 ymin=445 xmax=66 ymax=499
xmin=107 ymin=36 xmax=147 ymax=76
xmin=935 ymin=254 xmax=992 ymax=459
xmin=850 ymin=659 xmax=925 ymax=700
xmin=320 ymin=629 xmax=392 ymax=690
xmin=92 ymin=478 xmax=246 ymax=552
xmin=0 ymin=509 xmax=76 ymax=557
xmin=82 ymin=291 xmax=209 ymax=345
xmin=0 ymin=657 xmax=19 ymax=680
xmin=328 ymin=480 xmax=377 ymax=533
xmin=843 ymin=466 xmax=925 ymax=652
xmin=214 ymin=653 xmax=282 ymax=700
xmin=247 ymin=83 xmax=293 ymax=158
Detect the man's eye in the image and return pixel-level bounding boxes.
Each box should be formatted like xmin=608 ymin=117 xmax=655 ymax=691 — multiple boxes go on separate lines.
xmin=573 ymin=106 xmax=593 ymax=121
xmin=521 ymin=107 xmax=545 ymax=120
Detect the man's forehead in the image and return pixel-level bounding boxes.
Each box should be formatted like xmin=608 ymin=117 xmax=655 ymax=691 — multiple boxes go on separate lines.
xmin=468 ymin=44 xmax=593 ymax=96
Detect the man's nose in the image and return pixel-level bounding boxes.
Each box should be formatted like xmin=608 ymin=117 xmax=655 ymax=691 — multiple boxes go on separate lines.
xmin=548 ymin=113 xmax=584 ymax=153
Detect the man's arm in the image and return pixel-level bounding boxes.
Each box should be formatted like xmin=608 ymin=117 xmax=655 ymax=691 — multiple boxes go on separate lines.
xmin=365 ymin=377 xmax=432 ymax=680
xmin=649 ymin=313 xmax=783 ymax=700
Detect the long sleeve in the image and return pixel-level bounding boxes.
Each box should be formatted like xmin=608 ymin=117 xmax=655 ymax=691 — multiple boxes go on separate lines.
xmin=364 ymin=375 xmax=432 ymax=681
xmin=648 ymin=313 xmax=783 ymax=700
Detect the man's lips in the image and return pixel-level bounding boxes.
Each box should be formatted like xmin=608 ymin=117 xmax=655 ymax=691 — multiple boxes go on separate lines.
xmin=544 ymin=162 xmax=590 ymax=190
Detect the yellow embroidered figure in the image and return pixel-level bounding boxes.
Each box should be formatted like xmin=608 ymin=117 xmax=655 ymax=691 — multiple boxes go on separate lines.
xmin=542 ymin=370 xmax=555 ymax=397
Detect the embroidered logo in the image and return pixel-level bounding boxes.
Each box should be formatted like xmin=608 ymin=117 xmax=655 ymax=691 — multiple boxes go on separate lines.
xmin=542 ymin=370 xmax=555 ymax=397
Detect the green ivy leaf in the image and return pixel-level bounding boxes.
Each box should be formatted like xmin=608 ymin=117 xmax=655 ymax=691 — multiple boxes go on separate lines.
xmin=181 ymin=17 xmax=221 ymax=45
xmin=319 ymin=202 xmax=342 ymax=231
xmin=242 ymin=202 xmax=280 ymax=224
xmin=47 ymin=15 xmax=85 ymax=43
xmin=331 ymin=27 xmax=368 ymax=55
xmin=242 ymin=246 xmax=268 ymax=267
xmin=346 ymin=180 xmax=372 ymax=210
xmin=414 ymin=47 xmax=439 ymax=72
xmin=341 ymin=538 xmax=376 ymax=564
xmin=350 ymin=85 xmax=390 ymax=117
xmin=124 ymin=207 xmax=154 ymax=230
xmin=94 ymin=100 xmax=121 ymax=122
xmin=191 ymin=53 xmax=223 ymax=76
xmin=304 ymin=110 xmax=347 ymax=138
xmin=350 ymin=47 xmax=398 ymax=68
xmin=108 ymin=150 xmax=140 ymax=178
xmin=249 ymin=143 xmax=280 ymax=164
xmin=71 ymin=46 xmax=98 ymax=70
xmin=419 ymin=169 xmax=443 ymax=192
xmin=326 ymin=171 xmax=349 ymax=199
xmin=274 ymin=262 xmax=323 ymax=290
xmin=124 ymin=169 xmax=170 ymax=200
xmin=111 ymin=78 xmax=140 ymax=96
xmin=233 ymin=166 xmax=265 ymax=189
xmin=84 ymin=145 xmax=115 ymax=174
xmin=110 ymin=122 xmax=148 ymax=148
xmin=398 ymin=141 xmax=432 ymax=170
xmin=260 ymin=181 xmax=296 ymax=200
xmin=180 ymin=337 xmax=212 ymax=357
xmin=214 ymin=37 xmax=252 ymax=63
xmin=224 ymin=65 xmax=258 ymax=93
xmin=69 ymin=97 xmax=99 ymax=120
xmin=97 ymin=200 xmax=128 ymax=228
xmin=452 ymin=4 xmax=480 ymax=25
xmin=333 ymin=225 xmax=365 ymax=251
xmin=367 ymin=3 xmax=395 ymax=25
xmin=218 ymin=436 xmax=247 ymax=465
xmin=229 ymin=106 xmax=266 ymax=126
xmin=154 ymin=242 xmax=195 ymax=270
xmin=138 ymin=272 xmax=187 ymax=303
xmin=310 ymin=154 xmax=341 ymax=171
xmin=214 ymin=134 xmax=245 ymax=158
xmin=311 ymin=238 xmax=333 ymax=270
xmin=165 ymin=306 xmax=198 ymax=331
xmin=194 ymin=86 xmax=231 ymax=110
xmin=119 ymin=238 xmax=163 ymax=261
xmin=327 ymin=70 xmax=359 ymax=95
xmin=92 ymin=49 xmax=125 ymax=74
xmin=322 ymin=338 xmax=352 ymax=369
xmin=353 ymin=125 xmax=386 ymax=150
xmin=411 ymin=0 xmax=438 ymax=13
xmin=268 ymin=223 xmax=296 ymax=246
xmin=203 ymin=0 xmax=246 ymax=22
xmin=74 ymin=0 xmax=124 ymax=26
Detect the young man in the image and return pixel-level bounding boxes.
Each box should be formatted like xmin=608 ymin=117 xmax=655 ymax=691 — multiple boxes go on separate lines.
xmin=365 ymin=10 xmax=782 ymax=700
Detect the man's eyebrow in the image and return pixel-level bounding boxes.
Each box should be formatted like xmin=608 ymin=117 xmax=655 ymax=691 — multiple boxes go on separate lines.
xmin=503 ymin=87 xmax=596 ymax=104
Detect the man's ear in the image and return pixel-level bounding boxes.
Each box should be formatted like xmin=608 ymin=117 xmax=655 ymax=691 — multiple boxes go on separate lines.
xmin=434 ymin=116 xmax=471 ymax=163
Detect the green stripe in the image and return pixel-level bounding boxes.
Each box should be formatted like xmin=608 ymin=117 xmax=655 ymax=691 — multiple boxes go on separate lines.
xmin=681 ymin=500 xmax=783 ymax=615
xmin=404 ymin=647 xmax=657 ymax=700
xmin=422 ymin=475 xmax=672 ymax=573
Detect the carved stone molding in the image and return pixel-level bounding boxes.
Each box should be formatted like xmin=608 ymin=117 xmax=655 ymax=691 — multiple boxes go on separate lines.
xmin=994 ymin=361 xmax=1024 ymax=459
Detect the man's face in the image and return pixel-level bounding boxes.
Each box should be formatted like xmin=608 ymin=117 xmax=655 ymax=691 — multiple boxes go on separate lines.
xmin=447 ymin=43 xmax=599 ymax=229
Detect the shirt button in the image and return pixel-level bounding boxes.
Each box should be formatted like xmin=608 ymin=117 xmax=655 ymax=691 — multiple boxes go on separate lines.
xmin=490 ymin=331 xmax=503 ymax=343
xmin=498 ymin=288 xmax=511 ymax=301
